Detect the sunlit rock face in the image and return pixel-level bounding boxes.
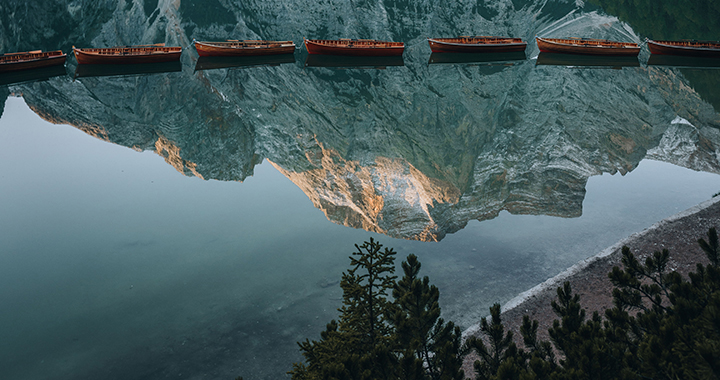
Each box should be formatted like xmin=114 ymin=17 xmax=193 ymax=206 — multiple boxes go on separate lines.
xmin=269 ymin=138 xmax=461 ymax=241
xmin=1 ymin=0 xmax=719 ymax=240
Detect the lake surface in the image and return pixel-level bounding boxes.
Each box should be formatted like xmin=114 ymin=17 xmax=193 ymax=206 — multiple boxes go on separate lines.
xmin=1 ymin=0 xmax=720 ymax=379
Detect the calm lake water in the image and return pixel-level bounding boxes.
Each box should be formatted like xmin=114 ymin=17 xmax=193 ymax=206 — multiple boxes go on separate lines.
xmin=1 ymin=0 xmax=720 ymax=379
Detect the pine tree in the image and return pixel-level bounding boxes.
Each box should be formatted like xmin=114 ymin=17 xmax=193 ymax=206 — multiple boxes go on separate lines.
xmin=637 ymin=226 xmax=720 ymax=379
xmin=548 ymin=281 xmax=629 ymax=379
xmin=290 ymin=240 xmax=464 ymax=380
xmin=392 ymin=254 xmax=464 ymax=380
xmin=518 ymin=315 xmax=557 ymax=379
xmin=603 ymin=227 xmax=720 ymax=379
xmin=289 ymin=238 xmax=397 ymax=379
xmin=464 ymin=304 xmax=517 ymax=380
xmin=340 ymin=238 xmax=398 ymax=355
xmin=463 ymin=227 xmax=720 ymax=380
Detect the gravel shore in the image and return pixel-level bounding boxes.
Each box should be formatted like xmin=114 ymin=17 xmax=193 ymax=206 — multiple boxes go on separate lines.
xmin=461 ymin=196 xmax=720 ymax=375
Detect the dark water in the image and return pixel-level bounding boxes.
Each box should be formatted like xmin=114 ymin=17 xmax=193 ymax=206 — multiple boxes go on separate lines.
xmin=1 ymin=1 xmax=720 ymax=379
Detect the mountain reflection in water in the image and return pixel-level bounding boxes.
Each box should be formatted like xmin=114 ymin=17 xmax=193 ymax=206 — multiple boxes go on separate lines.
xmin=9 ymin=58 xmax=719 ymax=241
xmin=1 ymin=0 xmax=720 ymax=379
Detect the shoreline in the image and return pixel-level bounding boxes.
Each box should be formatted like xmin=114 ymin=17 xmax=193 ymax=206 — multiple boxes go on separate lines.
xmin=461 ymin=195 xmax=720 ymax=372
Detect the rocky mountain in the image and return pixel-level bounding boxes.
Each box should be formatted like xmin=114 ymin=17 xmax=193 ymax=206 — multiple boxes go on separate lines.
xmin=2 ymin=0 xmax=719 ymax=241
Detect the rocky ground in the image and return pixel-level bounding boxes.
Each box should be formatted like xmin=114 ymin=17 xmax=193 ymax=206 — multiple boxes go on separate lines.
xmin=461 ymin=196 xmax=720 ymax=376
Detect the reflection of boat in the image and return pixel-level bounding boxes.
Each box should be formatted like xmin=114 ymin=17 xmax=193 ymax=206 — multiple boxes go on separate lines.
xmin=647 ymin=39 xmax=720 ymax=58
xmin=428 ymin=51 xmax=526 ymax=64
xmin=74 ymin=61 xmax=182 ymax=78
xmin=647 ymin=54 xmax=720 ymax=69
xmin=193 ymin=40 xmax=296 ymax=57
xmin=0 ymin=64 xmax=67 ymax=85
xmin=0 ymin=50 xmax=66 ymax=72
xmin=427 ymin=37 xmax=527 ymax=53
xmin=536 ymin=37 xmax=640 ymax=56
xmin=304 ymin=54 xmax=404 ymax=68
xmin=73 ymin=44 xmax=182 ymax=64
xmin=536 ymin=52 xmax=639 ymax=68
xmin=195 ymin=54 xmax=296 ymax=70
xmin=304 ymin=38 xmax=404 ymax=56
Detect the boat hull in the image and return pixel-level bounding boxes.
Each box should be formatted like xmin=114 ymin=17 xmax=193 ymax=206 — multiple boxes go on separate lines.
xmin=536 ymin=37 xmax=640 ymax=56
xmin=427 ymin=38 xmax=527 ymax=53
xmin=304 ymin=39 xmax=404 ymax=56
xmin=194 ymin=40 xmax=296 ymax=57
xmin=73 ymin=46 xmax=182 ymax=65
xmin=647 ymin=40 xmax=720 ymax=58
xmin=0 ymin=51 xmax=66 ymax=73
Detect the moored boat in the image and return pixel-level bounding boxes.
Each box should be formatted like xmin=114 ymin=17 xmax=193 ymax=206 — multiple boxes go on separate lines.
xmin=193 ymin=40 xmax=296 ymax=57
xmin=73 ymin=44 xmax=182 ymax=65
xmin=536 ymin=37 xmax=640 ymax=56
xmin=0 ymin=50 xmax=66 ymax=73
xmin=647 ymin=39 xmax=720 ymax=58
xmin=427 ymin=36 xmax=527 ymax=53
xmin=304 ymin=38 xmax=404 ymax=56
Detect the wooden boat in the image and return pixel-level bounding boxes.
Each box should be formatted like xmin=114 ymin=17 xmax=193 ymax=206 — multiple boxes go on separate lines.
xmin=195 ymin=54 xmax=295 ymax=71
xmin=0 ymin=50 xmax=66 ymax=73
xmin=536 ymin=52 xmax=639 ymax=68
xmin=193 ymin=40 xmax=296 ymax=57
xmin=427 ymin=36 xmax=527 ymax=53
xmin=536 ymin=37 xmax=640 ymax=56
xmin=304 ymin=38 xmax=404 ymax=56
xmin=73 ymin=44 xmax=182 ymax=65
xmin=647 ymin=39 xmax=720 ymax=58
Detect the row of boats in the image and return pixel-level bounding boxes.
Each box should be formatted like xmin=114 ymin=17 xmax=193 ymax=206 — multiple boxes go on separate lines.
xmin=1 ymin=36 xmax=719 ymax=73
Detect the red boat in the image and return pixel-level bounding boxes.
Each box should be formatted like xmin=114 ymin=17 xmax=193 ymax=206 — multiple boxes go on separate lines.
xmin=0 ymin=50 xmax=66 ymax=73
xmin=536 ymin=37 xmax=640 ymax=56
xmin=73 ymin=44 xmax=182 ymax=64
xmin=304 ymin=38 xmax=404 ymax=56
xmin=647 ymin=39 xmax=720 ymax=58
xmin=427 ymin=36 xmax=527 ymax=53
xmin=193 ymin=40 xmax=296 ymax=57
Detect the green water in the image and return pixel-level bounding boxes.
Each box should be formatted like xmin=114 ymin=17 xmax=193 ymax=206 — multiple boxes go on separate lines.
xmin=1 ymin=0 xmax=720 ymax=379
